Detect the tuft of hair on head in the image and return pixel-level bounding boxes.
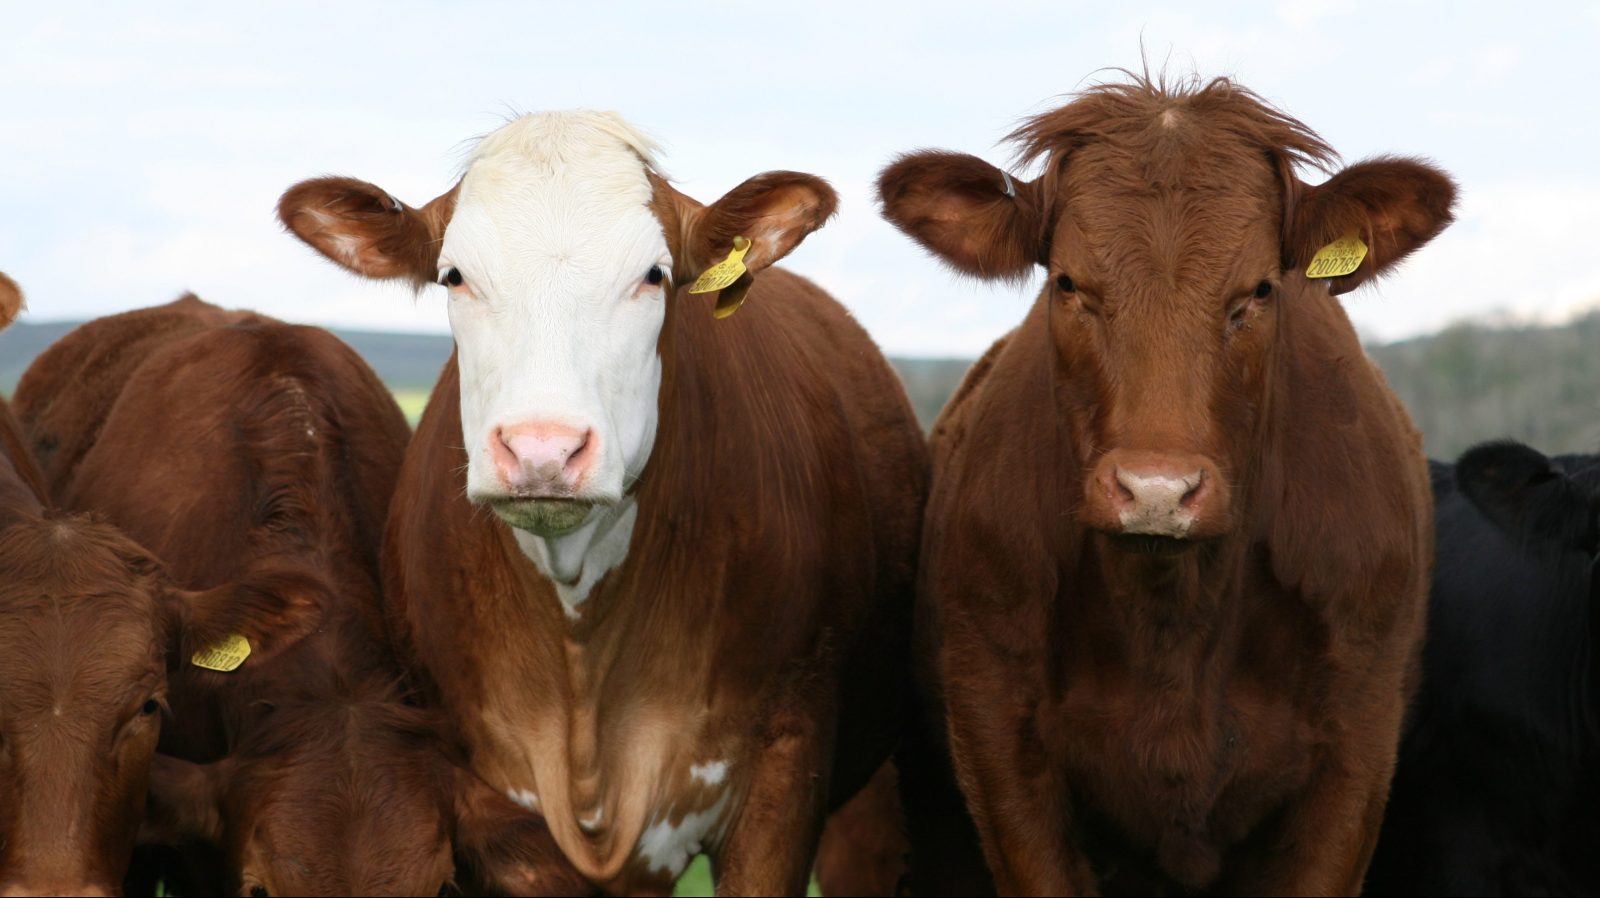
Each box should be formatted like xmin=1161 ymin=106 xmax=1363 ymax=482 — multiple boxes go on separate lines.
xmin=1005 ymin=68 xmax=1339 ymax=178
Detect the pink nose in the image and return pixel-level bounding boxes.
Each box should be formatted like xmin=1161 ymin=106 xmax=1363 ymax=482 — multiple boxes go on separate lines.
xmin=490 ymin=422 xmax=595 ymax=495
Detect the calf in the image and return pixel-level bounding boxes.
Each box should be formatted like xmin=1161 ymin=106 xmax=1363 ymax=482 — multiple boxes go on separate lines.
xmin=278 ymin=110 xmax=927 ymax=894
xmin=1366 ymin=441 xmax=1600 ymax=895
xmin=0 ymin=280 xmax=319 ymax=896
xmin=879 ymin=73 xmax=1454 ymax=893
xmin=15 ymin=298 xmax=582 ymax=896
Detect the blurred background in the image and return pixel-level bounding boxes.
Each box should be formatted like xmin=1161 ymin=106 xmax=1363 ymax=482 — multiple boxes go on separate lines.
xmin=3 ymin=1 xmax=1597 ymax=457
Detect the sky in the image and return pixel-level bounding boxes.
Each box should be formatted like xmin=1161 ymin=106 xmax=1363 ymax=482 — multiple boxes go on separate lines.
xmin=2 ymin=2 xmax=1597 ymax=356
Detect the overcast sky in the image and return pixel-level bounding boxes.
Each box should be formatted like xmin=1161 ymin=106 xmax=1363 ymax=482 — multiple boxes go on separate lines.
xmin=2 ymin=2 xmax=1596 ymax=356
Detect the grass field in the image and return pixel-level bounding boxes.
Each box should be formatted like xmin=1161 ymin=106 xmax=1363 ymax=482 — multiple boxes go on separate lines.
xmin=393 ymin=389 xmax=431 ymax=427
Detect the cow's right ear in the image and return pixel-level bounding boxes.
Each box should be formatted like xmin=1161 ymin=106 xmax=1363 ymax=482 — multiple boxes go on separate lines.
xmin=877 ymin=150 xmax=1046 ymax=281
xmin=0 ymin=271 xmax=22 ymax=330
xmin=277 ymin=177 xmax=458 ymax=288
xmin=1457 ymin=440 xmax=1599 ymax=555
xmin=140 ymin=754 xmax=227 ymax=847
xmin=164 ymin=568 xmax=329 ymax=670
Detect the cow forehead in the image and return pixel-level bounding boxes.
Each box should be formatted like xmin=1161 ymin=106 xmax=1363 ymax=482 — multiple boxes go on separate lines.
xmin=446 ymin=111 xmax=667 ymax=275
xmin=1059 ymin=151 xmax=1281 ymax=294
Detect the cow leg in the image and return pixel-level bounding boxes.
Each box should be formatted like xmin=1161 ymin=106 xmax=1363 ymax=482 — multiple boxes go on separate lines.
xmin=939 ymin=666 xmax=1097 ymax=895
xmin=713 ymin=709 xmax=830 ymax=897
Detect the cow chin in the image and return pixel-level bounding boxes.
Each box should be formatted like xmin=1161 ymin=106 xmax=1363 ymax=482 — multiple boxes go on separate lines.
xmin=490 ymin=498 xmax=598 ymax=536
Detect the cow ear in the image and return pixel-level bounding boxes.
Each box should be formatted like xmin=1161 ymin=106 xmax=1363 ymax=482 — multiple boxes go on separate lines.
xmin=1457 ymin=440 xmax=1599 ymax=555
xmin=140 ymin=754 xmax=227 ymax=846
xmin=450 ymin=767 xmax=590 ymax=896
xmin=658 ymin=171 xmax=836 ymax=315
xmin=877 ymin=150 xmax=1045 ymax=282
xmin=1289 ymin=157 xmax=1457 ymax=295
xmin=164 ymin=569 xmax=328 ymax=670
xmin=278 ymin=177 xmax=458 ymax=288
xmin=0 ymin=271 xmax=22 ymax=330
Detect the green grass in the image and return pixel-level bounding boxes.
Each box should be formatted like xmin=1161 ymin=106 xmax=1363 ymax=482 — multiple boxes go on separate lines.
xmin=670 ymin=855 xmax=822 ymax=896
xmin=392 ymin=389 xmax=431 ymax=427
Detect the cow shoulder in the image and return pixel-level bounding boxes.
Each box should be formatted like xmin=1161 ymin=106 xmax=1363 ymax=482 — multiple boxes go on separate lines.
xmin=13 ymin=295 xmax=248 ymax=495
xmin=1264 ymin=281 xmax=1432 ymax=628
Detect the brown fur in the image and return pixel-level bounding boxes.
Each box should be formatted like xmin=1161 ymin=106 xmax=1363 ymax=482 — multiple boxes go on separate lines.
xmin=880 ymin=73 xmax=1453 ymax=894
xmin=0 ymin=289 xmax=324 ymax=895
xmin=813 ymin=761 xmax=909 ymax=897
xmin=14 ymin=298 xmax=584 ymax=896
xmin=280 ymin=158 xmax=925 ymax=893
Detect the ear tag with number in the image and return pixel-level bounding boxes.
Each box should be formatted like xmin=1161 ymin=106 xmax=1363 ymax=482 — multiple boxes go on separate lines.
xmin=191 ymin=633 xmax=252 ymax=672
xmin=1305 ymin=232 xmax=1368 ymax=279
xmin=688 ymin=236 xmax=751 ymax=297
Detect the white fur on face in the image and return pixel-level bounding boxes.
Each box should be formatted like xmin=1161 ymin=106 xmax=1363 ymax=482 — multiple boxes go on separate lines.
xmin=442 ymin=112 xmax=670 ymax=523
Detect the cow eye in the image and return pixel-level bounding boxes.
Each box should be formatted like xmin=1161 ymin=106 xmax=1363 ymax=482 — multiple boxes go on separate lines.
xmin=440 ymin=268 xmax=464 ymax=288
xmin=645 ymin=265 xmax=666 ymax=287
xmin=140 ymin=699 xmax=161 ymax=717
xmin=1254 ymin=280 xmax=1272 ymax=299
xmin=1056 ymin=274 xmax=1075 ymax=293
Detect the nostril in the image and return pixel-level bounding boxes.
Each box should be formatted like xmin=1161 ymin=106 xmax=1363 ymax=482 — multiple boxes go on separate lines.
xmin=1180 ymin=471 xmax=1207 ymax=509
xmin=564 ymin=430 xmax=594 ymax=473
xmin=1111 ymin=467 xmax=1138 ymax=506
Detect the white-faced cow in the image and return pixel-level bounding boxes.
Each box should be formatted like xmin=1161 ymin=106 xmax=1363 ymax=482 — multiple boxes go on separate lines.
xmin=279 ymin=111 xmax=927 ymax=894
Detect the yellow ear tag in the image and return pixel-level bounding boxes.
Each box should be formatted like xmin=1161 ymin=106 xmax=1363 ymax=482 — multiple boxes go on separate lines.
xmin=191 ymin=633 xmax=252 ymax=672
xmin=687 ymin=236 xmax=751 ymax=296
xmin=1305 ymin=232 xmax=1369 ymax=279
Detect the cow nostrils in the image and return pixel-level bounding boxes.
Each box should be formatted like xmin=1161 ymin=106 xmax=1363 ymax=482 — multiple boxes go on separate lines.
xmin=491 ymin=422 xmax=596 ymax=497
xmin=1086 ymin=450 xmax=1229 ymax=541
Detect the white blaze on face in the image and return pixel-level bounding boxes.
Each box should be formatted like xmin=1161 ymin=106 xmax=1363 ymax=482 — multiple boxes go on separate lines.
xmin=440 ymin=112 xmax=670 ymax=533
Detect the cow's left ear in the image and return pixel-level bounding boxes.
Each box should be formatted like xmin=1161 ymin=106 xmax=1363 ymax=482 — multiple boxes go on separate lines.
xmin=1457 ymin=440 xmax=1599 ymax=555
xmin=1289 ymin=157 xmax=1457 ymax=295
xmin=658 ymin=171 xmax=837 ymax=314
xmin=164 ymin=568 xmax=329 ymax=670
xmin=0 ymin=271 xmax=22 ymax=330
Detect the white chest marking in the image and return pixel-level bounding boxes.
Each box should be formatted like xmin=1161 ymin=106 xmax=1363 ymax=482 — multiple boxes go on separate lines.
xmin=507 ymin=787 xmax=541 ymax=814
xmin=637 ymin=788 xmax=733 ymax=880
xmin=690 ymin=761 xmax=728 ymax=787
xmin=514 ymin=498 xmax=638 ymax=618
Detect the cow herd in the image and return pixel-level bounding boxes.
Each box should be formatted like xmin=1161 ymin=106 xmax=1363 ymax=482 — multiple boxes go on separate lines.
xmin=0 ymin=73 xmax=1593 ymax=897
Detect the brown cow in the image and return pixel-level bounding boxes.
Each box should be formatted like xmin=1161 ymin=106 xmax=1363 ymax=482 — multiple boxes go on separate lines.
xmin=0 ymin=283 xmax=321 ymax=897
xmin=278 ymin=110 xmax=927 ymax=894
xmin=878 ymin=73 xmax=1454 ymax=894
xmin=15 ymin=297 xmax=584 ymax=896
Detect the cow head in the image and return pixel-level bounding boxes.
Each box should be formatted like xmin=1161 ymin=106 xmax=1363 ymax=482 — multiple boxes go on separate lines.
xmin=143 ymin=699 xmax=585 ymax=896
xmin=0 ymin=517 xmax=322 ymax=896
xmin=879 ymin=75 xmax=1455 ymax=548
xmin=279 ymin=111 xmax=835 ymax=539
xmin=1457 ymin=440 xmax=1600 ymax=557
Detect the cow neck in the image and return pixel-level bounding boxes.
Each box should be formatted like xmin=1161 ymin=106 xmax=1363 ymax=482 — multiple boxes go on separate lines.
xmin=512 ymin=499 xmax=640 ymax=619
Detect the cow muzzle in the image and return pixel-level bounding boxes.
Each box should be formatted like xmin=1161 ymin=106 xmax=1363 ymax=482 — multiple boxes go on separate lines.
xmin=485 ymin=421 xmax=603 ymax=535
xmin=1085 ymin=450 xmax=1230 ymax=543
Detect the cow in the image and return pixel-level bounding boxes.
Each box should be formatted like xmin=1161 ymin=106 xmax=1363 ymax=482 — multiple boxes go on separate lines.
xmin=0 ymin=281 xmax=321 ymax=896
xmin=277 ymin=109 xmax=928 ymax=894
xmin=1366 ymin=440 xmax=1600 ymax=896
xmin=14 ymin=297 xmax=585 ymax=896
xmin=877 ymin=72 xmax=1456 ymax=894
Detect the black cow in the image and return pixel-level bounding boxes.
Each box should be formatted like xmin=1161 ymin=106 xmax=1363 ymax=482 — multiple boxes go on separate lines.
xmin=1367 ymin=440 xmax=1600 ymax=896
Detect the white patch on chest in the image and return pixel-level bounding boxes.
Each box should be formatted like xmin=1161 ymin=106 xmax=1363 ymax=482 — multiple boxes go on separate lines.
xmin=690 ymin=760 xmax=728 ymax=787
xmin=514 ymin=498 xmax=638 ymax=617
xmin=636 ymin=788 xmax=734 ymax=880
xmin=507 ymin=787 xmax=541 ymax=814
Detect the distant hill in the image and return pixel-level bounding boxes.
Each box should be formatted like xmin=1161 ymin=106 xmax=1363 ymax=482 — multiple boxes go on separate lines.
xmin=5 ymin=313 xmax=1597 ymax=459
